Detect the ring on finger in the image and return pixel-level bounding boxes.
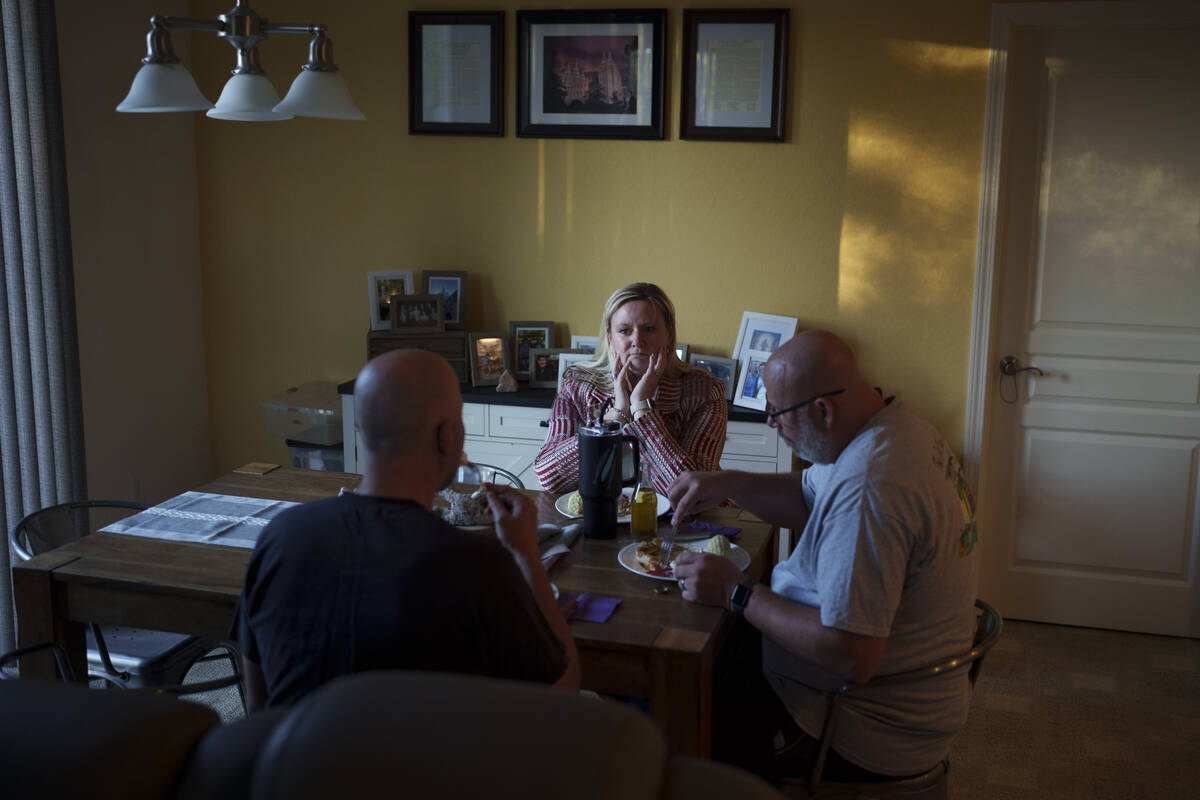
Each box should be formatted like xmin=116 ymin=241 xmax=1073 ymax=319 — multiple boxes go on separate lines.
xmin=677 ymin=578 xmax=686 ymax=591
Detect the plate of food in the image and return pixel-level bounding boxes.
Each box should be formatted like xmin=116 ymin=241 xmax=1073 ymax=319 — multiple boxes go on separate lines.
xmin=554 ymin=488 xmax=670 ymax=524
xmin=436 ymin=485 xmax=493 ymax=530
xmin=617 ymin=536 xmax=750 ymax=580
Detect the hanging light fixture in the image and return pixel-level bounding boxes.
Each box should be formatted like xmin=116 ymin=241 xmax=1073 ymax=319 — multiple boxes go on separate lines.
xmin=117 ymin=1 xmax=364 ymax=122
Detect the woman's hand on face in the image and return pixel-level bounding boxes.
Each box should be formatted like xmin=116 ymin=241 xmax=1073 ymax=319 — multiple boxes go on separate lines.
xmin=612 ymin=356 xmax=633 ymax=413
xmin=630 ymin=352 xmax=664 ymax=404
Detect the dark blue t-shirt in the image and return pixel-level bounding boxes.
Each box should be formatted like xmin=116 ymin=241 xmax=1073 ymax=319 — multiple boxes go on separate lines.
xmin=230 ymin=492 xmax=566 ymax=707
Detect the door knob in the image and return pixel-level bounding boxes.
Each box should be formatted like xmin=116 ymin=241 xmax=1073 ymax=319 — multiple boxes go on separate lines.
xmin=999 ymin=355 xmax=1044 ymax=376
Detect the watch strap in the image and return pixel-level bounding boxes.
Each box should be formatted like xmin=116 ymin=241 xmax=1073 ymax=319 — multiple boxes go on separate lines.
xmin=630 ymin=398 xmax=655 ymax=413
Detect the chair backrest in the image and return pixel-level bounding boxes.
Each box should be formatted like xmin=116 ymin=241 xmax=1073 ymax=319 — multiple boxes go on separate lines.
xmin=9 ymin=500 xmax=148 ymax=562
xmin=453 ymin=463 xmax=525 ymax=489
xmin=808 ymin=598 xmax=1004 ymax=794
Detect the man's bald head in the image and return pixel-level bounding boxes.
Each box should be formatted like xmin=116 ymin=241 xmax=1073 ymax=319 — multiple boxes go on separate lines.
xmin=355 ymin=350 xmax=462 ymax=460
xmin=764 ymin=330 xmax=863 ymax=398
xmin=763 ymin=330 xmax=883 ymax=463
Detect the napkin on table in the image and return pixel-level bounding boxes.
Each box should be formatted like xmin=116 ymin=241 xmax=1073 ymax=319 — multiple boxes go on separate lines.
xmin=559 ymin=593 xmax=621 ymax=623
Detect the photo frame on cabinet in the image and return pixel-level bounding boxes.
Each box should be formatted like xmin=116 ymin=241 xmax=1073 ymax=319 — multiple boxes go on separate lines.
xmin=469 ymin=331 xmax=508 ymax=387
xmin=557 ymin=351 xmax=593 ymax=393
xmin=680 ymin=9 xmax=789 ymax=142
xmin=732 ymin=310 xmax=798 ymax=364
xmin=367 ymin=269 xmax=415 ymax=331
xmin=510 ymin=320 xmax=555 ymax=378
xmin=516 ymin=9 xmax=666 ymax=140
xmin=733 ymin=349 xmax=772 ymax=411
xmin=689 ymin=353 xmax=737 ymax=401
xmin=389 ymin=294 xmax=445 ymax=334
xmin=570 ymin=334 xmax=599 ymax=353
xmin=422 ymin=270 xmax=467 ymax=330
xmin=528 ymin=347 xmax=574 ymax=389
xmin=409 ymin=12 xmax=504 ymax=136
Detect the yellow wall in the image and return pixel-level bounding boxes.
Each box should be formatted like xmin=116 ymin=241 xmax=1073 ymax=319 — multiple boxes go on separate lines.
xmin=188 ymin=0 xmax=994 ymax=472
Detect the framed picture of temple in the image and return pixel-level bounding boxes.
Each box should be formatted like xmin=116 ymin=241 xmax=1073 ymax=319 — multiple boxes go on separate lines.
xmin=516 ymin=9 xmax=666 ymax=140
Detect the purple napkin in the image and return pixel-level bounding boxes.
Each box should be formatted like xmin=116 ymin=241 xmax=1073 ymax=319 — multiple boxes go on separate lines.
xmin=683 ymin=519 xmax=741 ymax=539
xmin=559 ymin=592 xmax=621 ymax=623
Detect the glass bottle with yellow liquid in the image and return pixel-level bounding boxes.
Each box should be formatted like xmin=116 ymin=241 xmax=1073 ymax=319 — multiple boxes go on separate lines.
xmin=630 ymin=459 xmax=659 ymax=540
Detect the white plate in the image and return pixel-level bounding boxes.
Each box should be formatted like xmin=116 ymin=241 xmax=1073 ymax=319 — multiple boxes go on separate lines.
xmin=616 ymin=541 xmax=751 ymax=580
xmin=554 ymin=488 xmax=670 ymax=524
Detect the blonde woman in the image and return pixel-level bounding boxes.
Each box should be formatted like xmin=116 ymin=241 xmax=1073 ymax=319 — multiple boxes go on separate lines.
xmin=533 ymin=283 xmax=726 ymax=495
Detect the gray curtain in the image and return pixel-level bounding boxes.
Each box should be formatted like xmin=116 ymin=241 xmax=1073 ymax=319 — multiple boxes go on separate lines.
xmin=0 ymin=0 xmax=86 ymax=654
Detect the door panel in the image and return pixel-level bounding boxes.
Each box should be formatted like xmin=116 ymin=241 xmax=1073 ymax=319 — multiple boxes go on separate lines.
xmin=979 ymin=15 xmax=1200 ymax=636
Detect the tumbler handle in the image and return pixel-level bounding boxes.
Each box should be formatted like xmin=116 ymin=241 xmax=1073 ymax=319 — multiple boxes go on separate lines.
xmin=621 ymin=436 xmax=640 ymax=488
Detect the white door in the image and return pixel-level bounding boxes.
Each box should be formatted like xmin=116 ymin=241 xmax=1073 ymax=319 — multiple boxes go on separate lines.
xmin=969 ymin=5 xmax=1200 ymax=637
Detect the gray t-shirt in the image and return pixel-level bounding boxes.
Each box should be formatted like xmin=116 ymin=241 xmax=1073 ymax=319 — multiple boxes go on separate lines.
xmin=765 ymin=401 xmax=979 ymax=775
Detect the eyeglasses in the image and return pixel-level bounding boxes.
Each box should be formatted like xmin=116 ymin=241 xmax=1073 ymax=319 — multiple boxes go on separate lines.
xmin=764 ymin=388 xmax=846 ymax=420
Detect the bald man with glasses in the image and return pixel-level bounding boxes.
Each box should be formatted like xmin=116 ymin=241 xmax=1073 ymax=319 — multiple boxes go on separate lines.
xmin=667 ymin=330 xmax=979 ymax=784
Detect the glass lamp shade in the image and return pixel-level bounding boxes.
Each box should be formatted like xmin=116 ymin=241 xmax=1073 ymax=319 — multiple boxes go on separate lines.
xmin=207 ymin=73 xmax=293 ymax=121
xmin=273 ymin=69 xmax=365 ymax=120
xmin=116 ymin=63 xmax=213 ymax=113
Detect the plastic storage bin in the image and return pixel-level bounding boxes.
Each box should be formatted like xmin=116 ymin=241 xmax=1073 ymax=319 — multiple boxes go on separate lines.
xmin=286 ymin=439 xmax=346 ymax=472
xmin=261 ymin=381 xmax=342 ymax=446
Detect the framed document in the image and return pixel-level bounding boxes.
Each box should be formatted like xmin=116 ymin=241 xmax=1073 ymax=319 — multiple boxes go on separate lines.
xmin=680 ymin=9 xmax=789 ymax=142
xmin=517 ymin=9 xmax=666 ymax=140
xmin=409 ymin=12 xmax=503 ymax=136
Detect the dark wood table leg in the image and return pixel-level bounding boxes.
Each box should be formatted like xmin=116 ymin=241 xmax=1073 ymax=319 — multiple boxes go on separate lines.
xmin=650 ymin=627 xmax=715 ymax=758
xmin=12 ymin=553 xmax=86 ymax=682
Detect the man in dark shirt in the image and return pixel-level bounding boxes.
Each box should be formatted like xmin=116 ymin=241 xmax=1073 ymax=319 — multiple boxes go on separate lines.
xmin=232 ymin=350 xmax=579 ymax=710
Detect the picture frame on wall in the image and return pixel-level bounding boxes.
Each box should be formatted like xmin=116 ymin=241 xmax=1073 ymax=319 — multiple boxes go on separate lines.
xmin=510 ymin=320 xmax=555 ymax=378
xmin=732 ymin=310 xmax=798 ymax=364
xmin=570 ymin=334 xmax=599 ymax=353
xmin=516 ymin=9 xmax=666 ymax=140
xmin=733 ymin=349 xmax=773 ymax=411
xmin=468 ymin=331 xmax=508 ymax=387
xmin=528 ymin=347 xmax=575 ymax=389
xmin=409 ymin=12 xmax=504 ymax=136
xmin=389 ymin=294 xmax=445 ymax=335
xmin=367 ymin=269 xmax=415 ymax=331
xmin=557 ymin=351 xmax=593 ymax=393
xmin=422 ymin=270 xmax=467 ymax=330
xmin=689 ymin=353 xmax=737 ymax=401
xmin=680 ymin=9 xmax=789 ymax=142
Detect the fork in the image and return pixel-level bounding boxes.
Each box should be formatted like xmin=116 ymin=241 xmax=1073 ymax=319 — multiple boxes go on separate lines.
xmin=660 ymin=520 xmax=679 ymax=573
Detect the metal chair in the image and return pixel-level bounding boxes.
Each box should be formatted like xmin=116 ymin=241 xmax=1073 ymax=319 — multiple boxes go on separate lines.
xmin=776 ymin=599 xmax=1003 ymax=799
xmin=453 ymin=463 xmax=525 ymax=489
xmin=8 ymin=501 xmax=244 ymax=703
xmin=0 ymin=641 xmax=241 ymax=696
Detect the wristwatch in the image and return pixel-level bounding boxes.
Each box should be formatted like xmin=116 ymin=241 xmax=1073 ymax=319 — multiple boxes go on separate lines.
xmin=630 ymin=398 xmax=655 ymax=414
xmin=730 ymin=579 xmax=757 ymax=616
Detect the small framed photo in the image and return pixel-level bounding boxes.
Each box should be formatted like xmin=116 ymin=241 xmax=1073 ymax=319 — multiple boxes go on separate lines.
xmin=510 ymin=320 xmax=555 ymax=378
xmin=689 ymin=353 xmax=737 ymax=401
xmin=528 ymin=347 xmax=574 ymax=389
xmin=732 ymin=311 xmax=798 ymax=364
xmin=422 ymin=270 xmax=467 ymax=330
xmin=367 ymin=269 xmax=415 ymax=331
xmin=468 ymin=331 xmax=508 ymax=387
xmin=680 ymin=9 xmax=789 ymax=142
xmin=516 ymin=9 xmax=666 ymax=140
xmin=557 ymin=351 xmax=593 ymax=393
xmin=409 ymin=12 xmax=503 ymax=136
xmin=389 ymin=294 xmax=445 ymax=334
xmin=570 ymin=334 xmax=599 ymax=353
xmin=675 ymin=343 xmax=690 ymax=362
xmin=733 ymin=349 xmax=773 ymax=411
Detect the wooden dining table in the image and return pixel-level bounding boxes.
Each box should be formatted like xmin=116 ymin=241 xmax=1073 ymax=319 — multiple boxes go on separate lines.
xmin=11 ymin=467 xmax=776 ymax=757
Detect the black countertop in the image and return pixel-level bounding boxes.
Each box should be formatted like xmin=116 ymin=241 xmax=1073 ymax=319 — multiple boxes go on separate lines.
xmin=337 ymin=378 xmax=769 ymax=423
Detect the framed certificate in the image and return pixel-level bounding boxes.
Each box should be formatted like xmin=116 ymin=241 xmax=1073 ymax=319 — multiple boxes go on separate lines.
xmin=409 ymin=12 xmax=503 ymax=136
xmin=680 ymin=9 xmax=789 ymax=142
